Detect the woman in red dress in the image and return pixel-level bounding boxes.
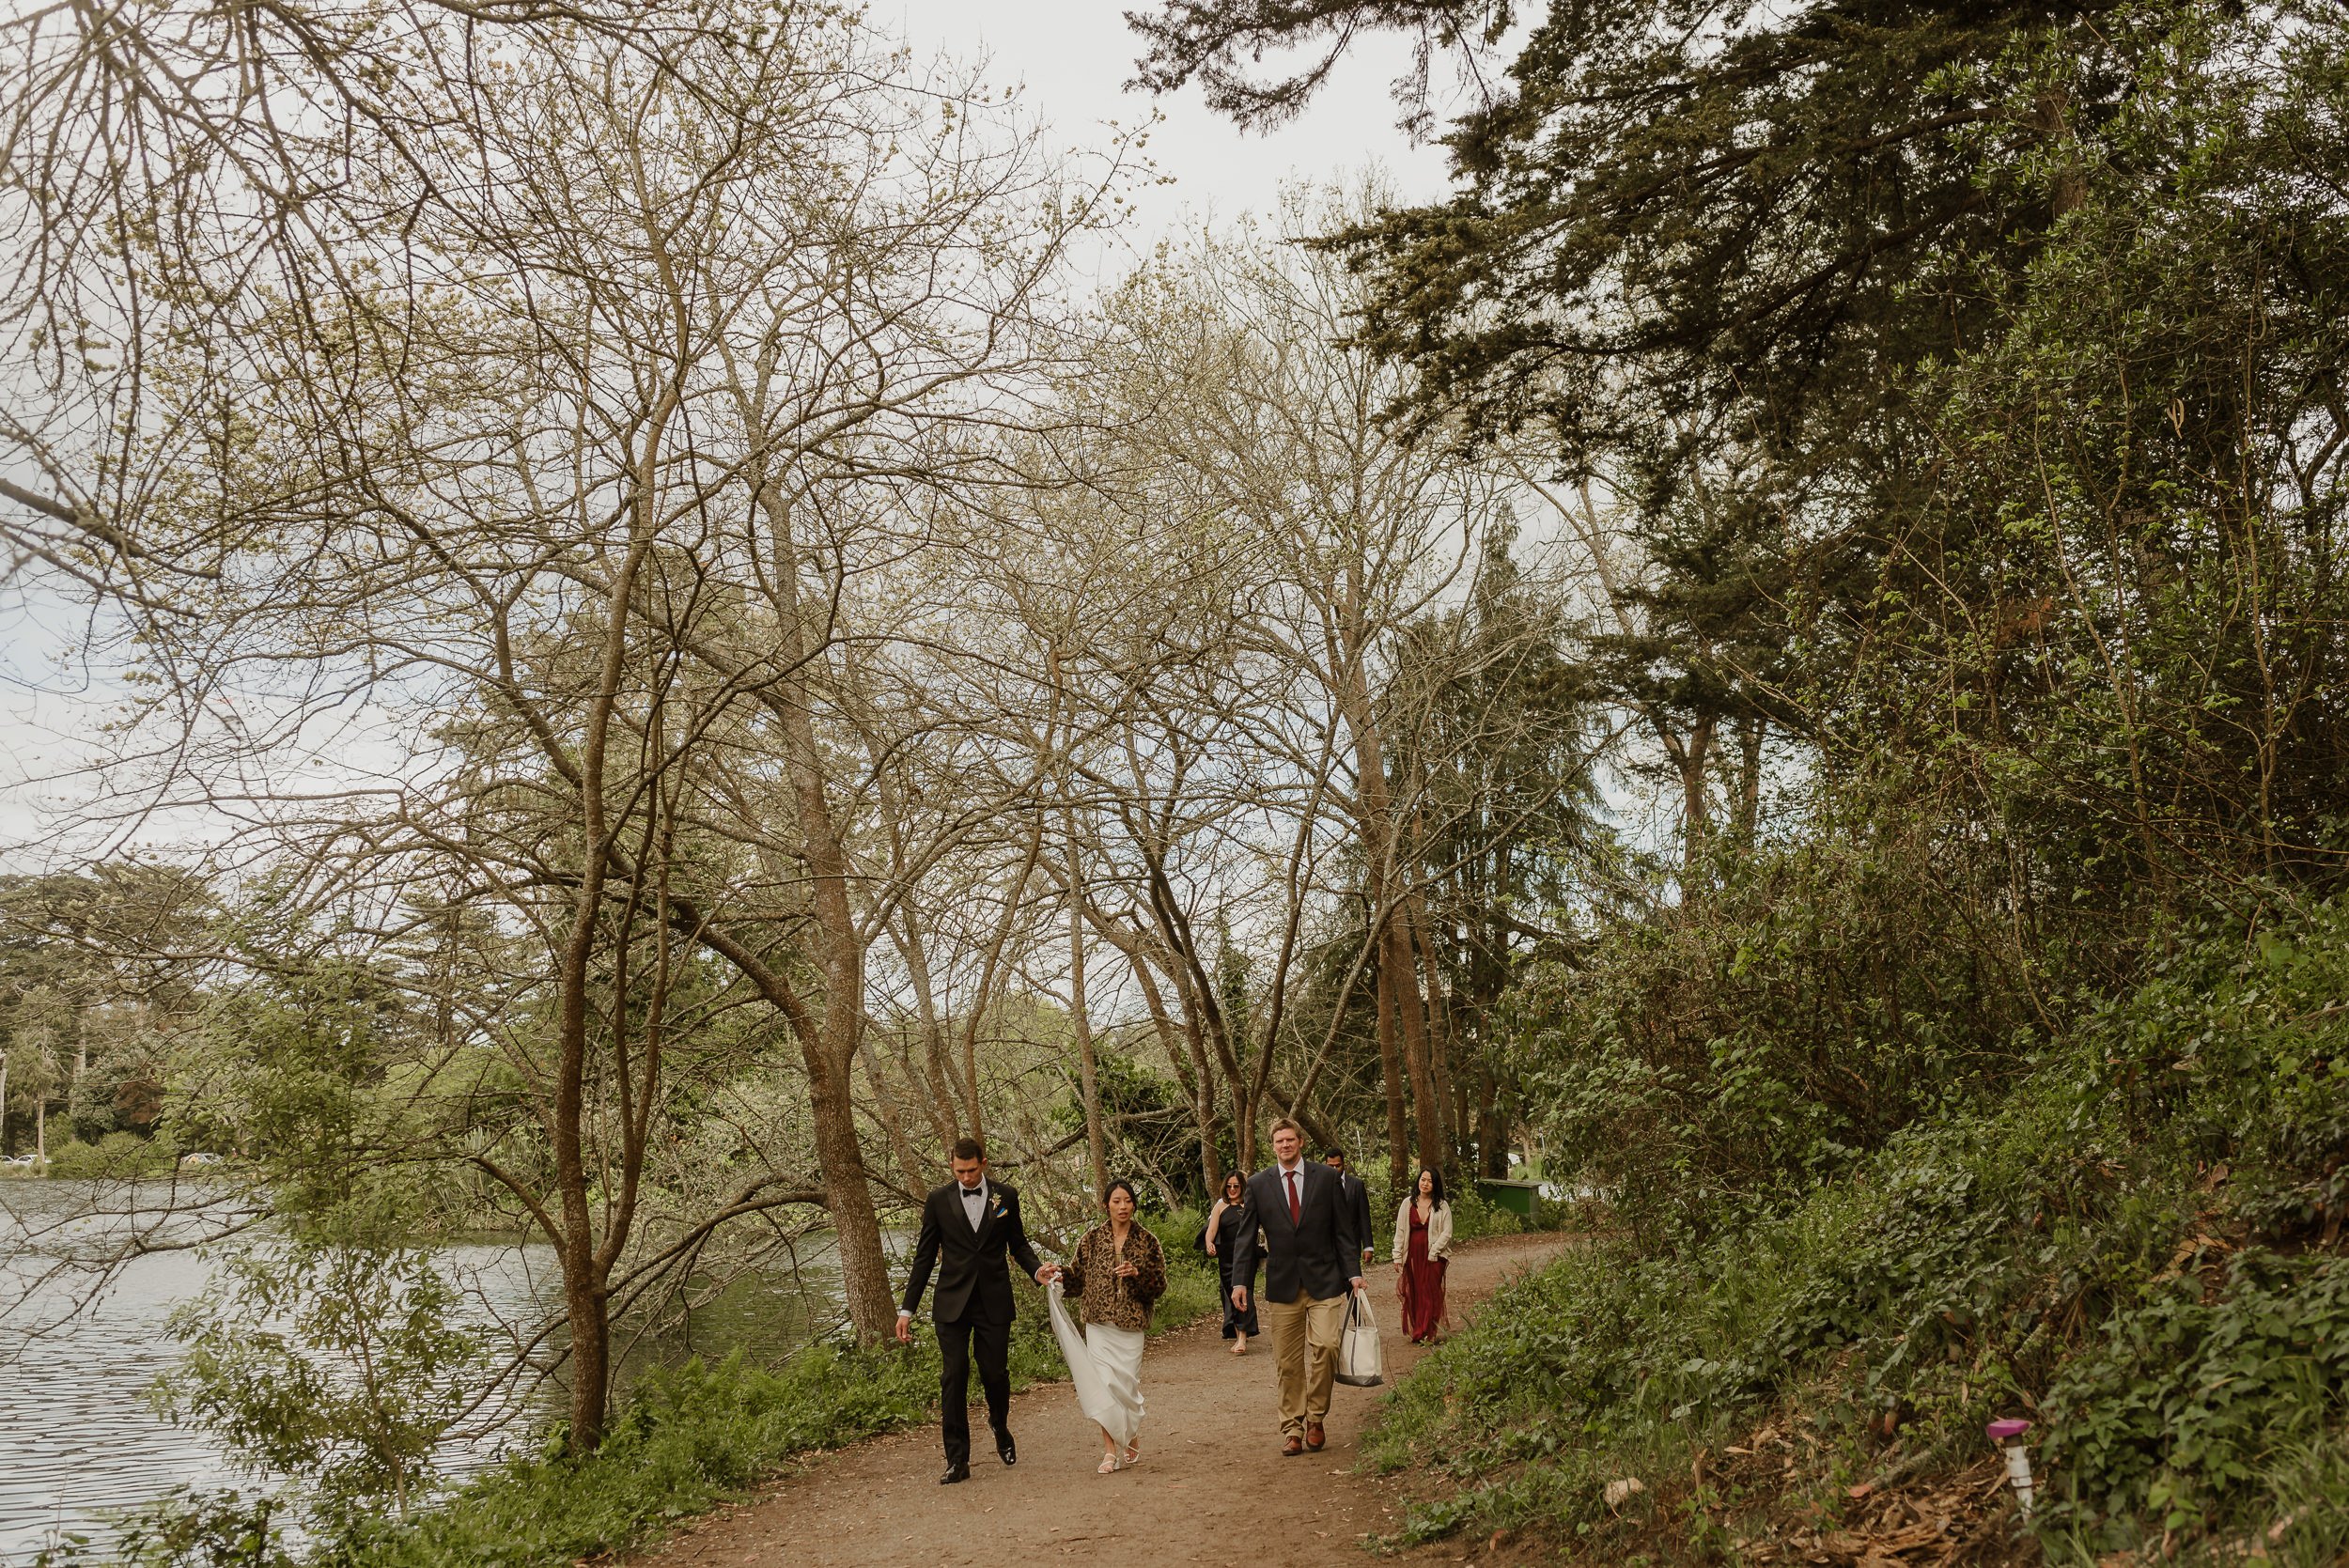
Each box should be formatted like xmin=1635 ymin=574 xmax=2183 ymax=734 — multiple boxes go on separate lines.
xmin=1392 ymin=1166 xmax=1454 ymax=1343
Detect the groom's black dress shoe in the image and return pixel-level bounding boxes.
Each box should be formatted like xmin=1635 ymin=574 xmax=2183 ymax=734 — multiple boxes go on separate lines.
xmin=939 ymin=1464 xmax=971 ymax=1485
xmin=994 ymin=1429 xmax=1018 ymax=1467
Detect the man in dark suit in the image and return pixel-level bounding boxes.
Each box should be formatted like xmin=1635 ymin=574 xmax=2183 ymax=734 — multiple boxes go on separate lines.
xmin=895 ymin=1136 xmax=1051 ymax=1484
xmin=1230 ymin=1116 xmax=1365 ymax=1455
xmin=1325 ymin=1148 xmax=1377 ymax=1270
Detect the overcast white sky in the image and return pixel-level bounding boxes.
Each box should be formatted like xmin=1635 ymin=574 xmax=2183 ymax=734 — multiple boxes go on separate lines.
xmin=0 ymin=7 xmax=1465 ymax=862
xmin=889 ymin=1 xmax=1455 ymax=240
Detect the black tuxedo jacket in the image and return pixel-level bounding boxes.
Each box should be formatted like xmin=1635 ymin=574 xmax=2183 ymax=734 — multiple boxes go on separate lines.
xmin=1230 ymin=1159 xmax=1361 ymax=1305
xmin=1338 ymin=1170 xmax=1375 ymax=1262
xmin=900 ymin=1179 xmax=1045 ymax=1326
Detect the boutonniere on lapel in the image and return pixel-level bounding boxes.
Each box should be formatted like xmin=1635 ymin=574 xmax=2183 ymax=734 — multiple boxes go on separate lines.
xmin=988 ymin=1197 xmax=1007 ymax=1222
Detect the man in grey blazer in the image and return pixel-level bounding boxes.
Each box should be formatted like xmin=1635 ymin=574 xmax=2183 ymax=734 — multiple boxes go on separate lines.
xmin=1229 ymin=1116 xmax=1365 ymax=1454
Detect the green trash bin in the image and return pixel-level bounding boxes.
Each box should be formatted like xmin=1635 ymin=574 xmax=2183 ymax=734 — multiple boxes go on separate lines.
xmin=1475 ymin=1178 xmax=1543 ymax=1223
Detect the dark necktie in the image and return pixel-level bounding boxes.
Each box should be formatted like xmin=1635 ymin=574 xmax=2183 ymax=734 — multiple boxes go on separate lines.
xmin=1286 ymin=1169 xmax=1300 ymax=1225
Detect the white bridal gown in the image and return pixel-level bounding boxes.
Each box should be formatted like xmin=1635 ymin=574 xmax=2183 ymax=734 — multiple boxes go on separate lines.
xmin=1046 ymin=1279 xmax=1143 ymax=1449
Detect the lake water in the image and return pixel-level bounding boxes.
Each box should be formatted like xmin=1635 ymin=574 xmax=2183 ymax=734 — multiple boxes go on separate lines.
xmin=0 ymin=1181 xmax=856 ymax=1562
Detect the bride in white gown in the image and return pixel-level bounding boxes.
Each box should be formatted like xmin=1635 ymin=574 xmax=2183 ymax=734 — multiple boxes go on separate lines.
xmin=1045 ymin=1179 xmax=1167 ymax=1473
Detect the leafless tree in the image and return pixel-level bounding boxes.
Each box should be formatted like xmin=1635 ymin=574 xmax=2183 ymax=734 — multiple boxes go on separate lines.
xmin=8 ymin=0 xmax=1133 ymax=1446
xmin=1082 ymin=190 xmax=1510 ymax=1184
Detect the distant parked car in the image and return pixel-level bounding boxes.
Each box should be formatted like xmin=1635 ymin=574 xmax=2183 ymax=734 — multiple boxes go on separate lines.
xmin=178 ymin=1151 xmax=226 ymax=1166
xmin=2 ymin=1155 xmax=36 ymax=1168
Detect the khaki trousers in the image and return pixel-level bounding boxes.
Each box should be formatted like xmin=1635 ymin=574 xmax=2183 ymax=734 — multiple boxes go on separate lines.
xmin=1262 ymin=1288 xmax=1348 ymax=1436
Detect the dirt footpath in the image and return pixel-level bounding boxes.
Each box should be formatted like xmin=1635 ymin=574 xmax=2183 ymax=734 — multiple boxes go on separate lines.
xmin=634 ymin=1234 xmax=1569 ymax=1568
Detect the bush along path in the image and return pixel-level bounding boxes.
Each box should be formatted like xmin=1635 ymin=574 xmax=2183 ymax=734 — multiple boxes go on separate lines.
xmin=622 ymin=1234 xmax=1570 ymax=1568
xmin=1361 ymin=899 xmax=2349 ymax=1567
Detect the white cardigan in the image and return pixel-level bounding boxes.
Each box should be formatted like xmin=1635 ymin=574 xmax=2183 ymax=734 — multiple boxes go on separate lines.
xmin=1392 ymin=1197 xmax=1454 ymax=1263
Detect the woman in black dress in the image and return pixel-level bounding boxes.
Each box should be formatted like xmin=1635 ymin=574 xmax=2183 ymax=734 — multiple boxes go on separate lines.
xmin=1203 ymin=1170 xmax=1260 ymax=1353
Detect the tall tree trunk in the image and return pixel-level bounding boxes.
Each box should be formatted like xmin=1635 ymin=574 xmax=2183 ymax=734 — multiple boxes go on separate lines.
xmin=551 ymin=442 xmax=661 ymax=1452
xmin=794 ymin=790 xmax=895 ymax=1343
xmin=1734 ymin=716 xmax=1765 ymax=840
xmin=1338 ymin=617 xmax=1445 ymax=1180
xmin=1475 ymin=1066 xmax=1509 ymax=1179
xmin=1680 ymin=712 xmax=1716 ymax=878
xmin=1067 ymin=843 xmax=1109 ymax=1201
xmin=1373 ymin=950 xmax=1409 ymax=1188
xmin=1231 ymin=1064 xmax=1258 ymax=1171
xmin=1404 ymin=885 xmax=1461 ymax=1167
xmin=802 ymin=1022 xmax=895 ymax=1339
xmin=560 ymin=1270 xmax=612 ymax=1452
xmin=754 ymin=488 xmax=899 ymax=1345
xmin=1382 ymin=918 xmax=1446 ymax=1174
xmin=1452 ymin=1066 xmax=1474 ymax=1173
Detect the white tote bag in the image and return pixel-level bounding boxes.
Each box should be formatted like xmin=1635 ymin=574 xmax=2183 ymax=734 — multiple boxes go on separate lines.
xmin=1336 ymin=1289 xmax=1384 ymax=1388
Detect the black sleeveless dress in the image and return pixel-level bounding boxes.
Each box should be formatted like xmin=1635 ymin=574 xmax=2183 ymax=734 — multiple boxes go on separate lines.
xmin=1212 ymin=1200 xmax=1261 ymax=1338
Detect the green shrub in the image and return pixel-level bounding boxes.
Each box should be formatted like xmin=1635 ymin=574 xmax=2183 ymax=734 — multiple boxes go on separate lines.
xmin=1505 ymin=813 xmax=2059 ymax=1246
xmin=2042 ymin=1254 xmax=2349 ymax=1547
xmin=33 ymin=1488 xmax=296 ymax=1568
xmin=41 ymin=1130 xmax=179 ymax=1179
xmin=1368 ymin=893 xmax=2349 ymax=1559
xmin=1446 ymin=1185 xmax=1527 ymax=1243
xmin=332 ymin=1346 xmax=940 ymax=1568
xmin=1143 ymin=1204 xmax=1227 ymax=1326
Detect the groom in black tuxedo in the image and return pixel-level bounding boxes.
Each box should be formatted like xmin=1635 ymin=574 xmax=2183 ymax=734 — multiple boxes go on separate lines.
xmin=895 ymin=1136 xmax=1051 ymax=1484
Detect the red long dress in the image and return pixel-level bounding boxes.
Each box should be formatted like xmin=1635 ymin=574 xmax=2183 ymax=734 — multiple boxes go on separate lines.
xmin=1401 ymin=1203 xmax=1447 ymax=1343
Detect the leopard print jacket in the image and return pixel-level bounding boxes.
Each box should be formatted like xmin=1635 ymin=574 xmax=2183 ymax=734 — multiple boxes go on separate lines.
xmin=1058 ymin=1221 xmax=1168 ymax=1332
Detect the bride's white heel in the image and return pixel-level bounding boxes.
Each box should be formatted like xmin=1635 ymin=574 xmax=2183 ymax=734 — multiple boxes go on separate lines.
xmin=1096 ymin=1453 xmax=1123 ymax=1475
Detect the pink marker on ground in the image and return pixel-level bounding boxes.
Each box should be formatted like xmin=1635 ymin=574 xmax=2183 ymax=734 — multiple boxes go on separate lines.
xmin=1986 ymin=1419 xmax=2035 ymax=1517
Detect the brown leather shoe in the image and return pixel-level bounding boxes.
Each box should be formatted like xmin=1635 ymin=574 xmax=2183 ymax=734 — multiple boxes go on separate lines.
xmin=1305 ymin=1421 xmax=1326 ymax=1452
xmin=1282 ymin=1436 xmax=1305 ymax=1457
